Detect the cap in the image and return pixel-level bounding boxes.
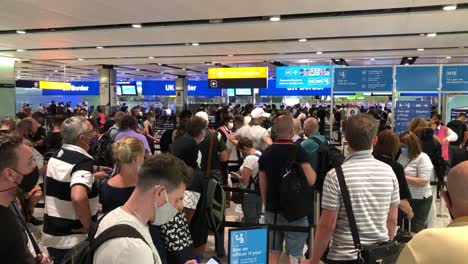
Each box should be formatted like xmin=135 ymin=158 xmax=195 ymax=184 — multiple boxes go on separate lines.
xmin=251 ymin=108 xmax=271 ymax=119
xmin=195 ymin=111 xmax=209 ymax=122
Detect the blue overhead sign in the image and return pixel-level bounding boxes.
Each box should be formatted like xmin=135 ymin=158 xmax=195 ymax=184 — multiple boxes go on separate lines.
xmin=442 ymin=65 xmax=468 ymax=92
xmin=396 ymin=66 xmax=440 ymax=92
xmin=229 ymin=227 xmax=268 ymax=264
xmin=141 ymin=80 xmax=176 ymax=96
xmin=187 ymin=80 xmax=221 ymax=96
xmin=259 ymin=80 xmax=330 ymax=96
xmin=395 ymin=100 xmax=431 ymax=135
xmin=41 ymin=81 xmax=100 ymax=95
xmin=334 ymin=67 xmax=393 ymax=92
xmin=276 ymin=65 xmax=331 ymax=89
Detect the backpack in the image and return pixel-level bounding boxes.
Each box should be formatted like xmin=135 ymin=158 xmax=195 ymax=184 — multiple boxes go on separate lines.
xmin=246 ymin=153 xmax=262 ymax=192
xmin=61 ymin=223 xmax=149 ymax=264
xmin=205 ymin=176 xmax=226 ymax=232
xmin=94 ymin=127 xmax=118 ymax=167
xmin=279 ymin=145 xmax=315 ymax=221
xmin=311 ymin=137 xmax=345 ymax=192
xmin=447 ymin=120 xmax=466 ymax=146
xmin=204 ymin=129 xmax=226 ymax=232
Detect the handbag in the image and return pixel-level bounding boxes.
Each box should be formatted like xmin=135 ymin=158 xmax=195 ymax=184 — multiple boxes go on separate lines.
xmin=335 ymin=166 xmax=400 ymax=264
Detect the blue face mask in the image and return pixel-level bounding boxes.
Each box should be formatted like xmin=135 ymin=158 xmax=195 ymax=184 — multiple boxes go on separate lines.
xmin=401 ymin=147 xmax=409 ymax=156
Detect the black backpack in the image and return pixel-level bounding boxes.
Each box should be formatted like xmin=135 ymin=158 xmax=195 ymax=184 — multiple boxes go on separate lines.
xmin=61 ymin=223 xmax=149 ymax=264
xmin=311 ymin=137 xmax=345 ymax=192
xmin=279 ymin=145 xmax=315 ymax=221
xmin=94 ymin=127 xmax=118 ymax=167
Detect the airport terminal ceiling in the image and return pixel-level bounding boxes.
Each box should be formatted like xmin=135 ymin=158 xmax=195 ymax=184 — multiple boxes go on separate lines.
xmin=1 ymin=0 xmax=468 ymax=81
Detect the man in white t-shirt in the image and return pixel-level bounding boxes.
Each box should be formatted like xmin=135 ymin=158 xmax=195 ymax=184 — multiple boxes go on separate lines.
xmin=93 ymin=155 xmax=196 ymax=264
xmin=234 ymin=108 xmax=272 ymax=152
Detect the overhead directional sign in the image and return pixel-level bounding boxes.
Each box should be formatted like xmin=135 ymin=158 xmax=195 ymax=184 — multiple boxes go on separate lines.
xmin=396 ymin=66 xmax=439 ymax=92
xmin=39 ymin=81 xmax=71 ymax=91
xmin=395 ymin=100 xmax=431 ymax=135
xmin=442 ymin=65 xmax=468 ymax=92
xmin=208 ymin=67 xmax=268 ymax=89
xmin=186 ymin=80 xmax=221 ymax=96
xmin=276 ymin=65 xmax=331 ymax=89
xmin=259 ymin=80 xmax=330 ymax=96
xmin=334 ymin=67 xmax=393 ymax=92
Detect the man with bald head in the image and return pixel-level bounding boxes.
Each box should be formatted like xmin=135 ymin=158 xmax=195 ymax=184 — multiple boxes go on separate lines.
xmin=258 ymin=115 xmax=316 ymax=263
xmin=397 ymin=161 xmax=468 ymax=263
xmin=301 ymin=117 xmax=326 ymax=171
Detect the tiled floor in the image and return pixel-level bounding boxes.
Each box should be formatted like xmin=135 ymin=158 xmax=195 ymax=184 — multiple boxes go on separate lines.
xmin=31 ymin=194 xmax=452 ymax=264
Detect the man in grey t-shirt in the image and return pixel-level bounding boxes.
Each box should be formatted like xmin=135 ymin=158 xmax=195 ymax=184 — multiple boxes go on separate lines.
xmin=308 ymin=114 xmax=399 ymax=264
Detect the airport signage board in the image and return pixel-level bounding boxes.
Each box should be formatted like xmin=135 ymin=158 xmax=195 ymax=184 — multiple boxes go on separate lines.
xmin=395 ymin=100 xmax=431 ymax=135
xmin=42 ymin=81 xmax=100 ymax=95
xmin=229 ymin=227 xmax=268 ymax=264
xmin=276 ymin=65 xmax=331 ymax=89
xmin=39 ymin=81 xmax=71 ymax=91
xmin=258 ymin=80 xmax=330 ymax=96
xmin=442 ymin=65 xmax=468 ymax=92
xmin=396 ymin=66 xmax=439 ymax=92
xmin=141 ymin=80 xmax=177 ymax=96
xmin=334 ymin=67 xmax=393 ymax=92
xmin=186 ymin=80 xmax=221 ymax=96
xmin=208 ymin=67 xmax=268 ymax=89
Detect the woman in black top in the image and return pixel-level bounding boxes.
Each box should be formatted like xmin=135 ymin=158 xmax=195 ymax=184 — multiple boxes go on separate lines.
xmin=373 ymin=130 xmax=414 ymax=220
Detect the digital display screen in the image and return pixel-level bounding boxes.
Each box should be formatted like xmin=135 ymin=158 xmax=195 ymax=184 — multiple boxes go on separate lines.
xmin=235 ymin=88 xmax=252 ymax=96
xmin=121 ymin=85 xmax=138 ymax=96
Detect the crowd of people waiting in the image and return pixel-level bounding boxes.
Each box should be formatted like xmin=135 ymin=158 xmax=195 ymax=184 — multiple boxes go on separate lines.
xmin=0 ymin=99 xmax=467 ymax=264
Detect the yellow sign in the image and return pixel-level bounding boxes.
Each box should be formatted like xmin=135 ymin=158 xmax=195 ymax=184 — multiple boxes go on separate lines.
xmin=39 ymin=81 xmax=71 ymax=91
xmin=208 ymin=67 xmax=268 ymax=79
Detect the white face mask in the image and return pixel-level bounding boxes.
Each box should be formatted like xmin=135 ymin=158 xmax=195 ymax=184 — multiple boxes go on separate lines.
xmin=153 ymin=189 xmax=179 ymax=226
xmin=228 ymin=122 xmax=234 ymax=130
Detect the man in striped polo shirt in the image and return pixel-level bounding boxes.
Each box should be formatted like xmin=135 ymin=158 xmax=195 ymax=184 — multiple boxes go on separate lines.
xmin=309 ymin=114 xmax=400 ymax=264
xmin=43 ymin=116 xmax=105 ymax=263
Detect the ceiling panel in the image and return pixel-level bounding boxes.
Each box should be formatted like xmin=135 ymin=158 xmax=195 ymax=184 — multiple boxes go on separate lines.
xmin=1 ymin=9 xmax=467 ymax=51
xmin=0 ymin=0 xmax=463 ymax=30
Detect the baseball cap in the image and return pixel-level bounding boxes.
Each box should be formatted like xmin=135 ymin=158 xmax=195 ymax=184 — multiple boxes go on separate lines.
xmin=251 ymin=108 xmax=271 ymax=119
xmin=195 ymin=111 xmax=209 ymax=122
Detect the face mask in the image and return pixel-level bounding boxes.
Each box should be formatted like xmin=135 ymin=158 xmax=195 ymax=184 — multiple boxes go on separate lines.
xmin=401 ymin=147 xmax=409 ymax=157
xmin=228 ymin=122 xmax=234 ymax=130
xmin=0 ymin=167 xmax=41 ymax=193
xmin=153 ymin=189 xmax=179 ymax=226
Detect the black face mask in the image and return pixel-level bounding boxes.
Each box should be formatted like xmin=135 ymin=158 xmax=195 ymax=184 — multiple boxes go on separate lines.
xmin=17 ymin=167 xmax=40 ymax=193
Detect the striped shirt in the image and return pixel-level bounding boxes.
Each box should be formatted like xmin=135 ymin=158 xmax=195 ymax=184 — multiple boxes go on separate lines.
xmin=43 ymin=144 xmax=99 ymax=250
xmin=322 ymin=150 xmax=400 ymax=261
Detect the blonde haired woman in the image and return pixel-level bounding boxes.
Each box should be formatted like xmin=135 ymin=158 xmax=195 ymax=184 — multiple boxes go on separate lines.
xmin=99 ymin=136 xmax=145 ymax=213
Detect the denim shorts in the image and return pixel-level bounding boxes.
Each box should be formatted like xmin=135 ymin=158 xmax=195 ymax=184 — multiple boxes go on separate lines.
xmin=264 ymin=211 xmax=308 ymax=258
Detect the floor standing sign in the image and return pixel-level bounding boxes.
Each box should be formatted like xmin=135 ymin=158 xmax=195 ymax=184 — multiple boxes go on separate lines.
xmin=229 ymin=227 xmax=268 ymax=264
xmin=395 ymin=100 xmax=432 ymax=135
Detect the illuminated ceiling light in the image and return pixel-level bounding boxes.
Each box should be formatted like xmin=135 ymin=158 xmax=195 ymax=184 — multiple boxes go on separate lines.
xmin=157 ymin=63 xmax=162 ymax=66
xmin=316 ymin=51 xmax=323 ymax=55
xmin=16 ymin=30 xmax=26 ymax=34
xmin=405 ymin=63 xmax=410 ymax=65
xmin=227 ymin=54 xmax=234 ymax=57
xmin=426 ymin=33 xmax=437 ymax=38
xmin=191 ymin=43 xmax=200 ymax=46
xmin=446 ymin=56 xmax=452 ymax=59
xmin=370 ymin=58 xmax=375 ymax=61
xmin=78 ymin=58 xmax=84 ymax=61
xmin=131 ymin=24 xmax=142 ymax=28
xmin=96 ymin=46 xmax=104 ymax=49
xmin=443 ymin=4 xmax=457 ymax=11
xmin=182 ymin=68 xmax=186 ymax=71
xmin=269 ymin=16 xmax=281 ymax=22
xmin=417 ymin=48 xmax=425 ymax=51
xmin=407 ymin=57 xmax=413 ymax=60
xmin=54 ymin=70 xmax=58 ymax=73
xmin=148 ymin=56 xmax=154 ymax=59
xmin=298 ymin=38 xmax=307 ymax=42
xmin=136 ymin=69 xmax=140 ymax=71
xmin=16 ymin=49 xmax=25 ymax=52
